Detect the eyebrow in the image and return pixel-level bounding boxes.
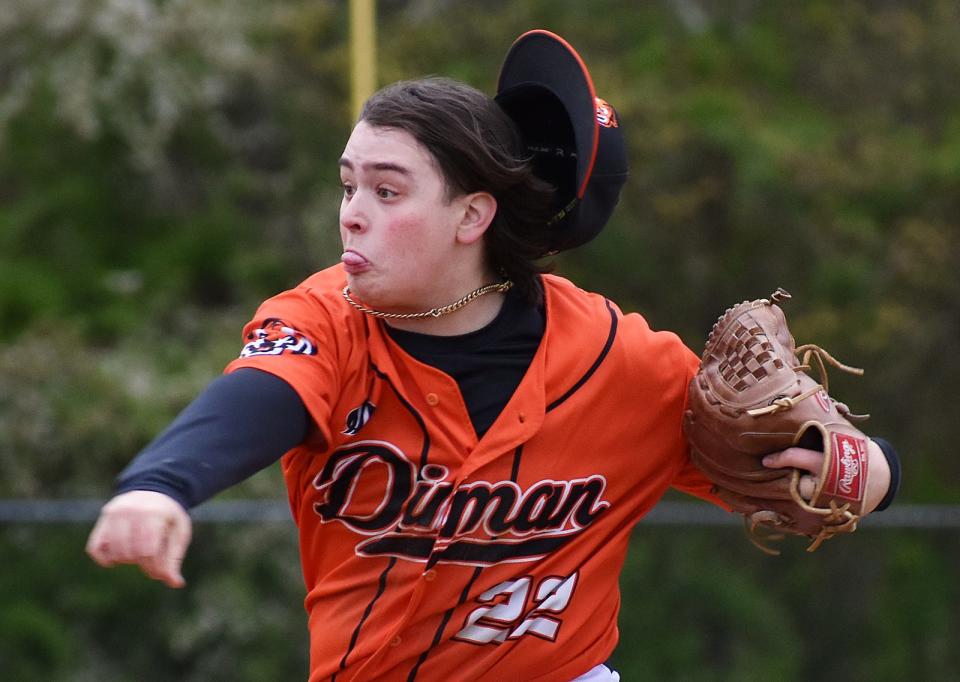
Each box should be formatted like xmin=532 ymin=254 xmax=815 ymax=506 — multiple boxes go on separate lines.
xmin=338 ymin=157 xmax=412 ymax=176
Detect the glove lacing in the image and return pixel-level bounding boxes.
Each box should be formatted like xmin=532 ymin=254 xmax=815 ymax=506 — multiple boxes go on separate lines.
xmin=745 ymin=343 xmax=868 ymax=419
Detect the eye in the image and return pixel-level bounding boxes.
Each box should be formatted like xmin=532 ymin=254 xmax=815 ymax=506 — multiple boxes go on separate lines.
xmin=376 ymin=187 xmax=397 ymax=199
xmin=341 ymin=182 xmax=356 ymax=199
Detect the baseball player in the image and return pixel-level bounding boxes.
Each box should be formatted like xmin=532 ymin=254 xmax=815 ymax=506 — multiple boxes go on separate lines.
xmin=86 ymin=30 xmax=900 ymax=681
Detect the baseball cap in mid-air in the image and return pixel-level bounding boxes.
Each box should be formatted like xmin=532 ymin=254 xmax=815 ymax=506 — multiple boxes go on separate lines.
xmin=495 ymin=29 xmax=629 ymax=253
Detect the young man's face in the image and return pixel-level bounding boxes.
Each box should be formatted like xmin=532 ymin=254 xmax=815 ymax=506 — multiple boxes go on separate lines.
xmin=338 ymin=121 xmax=476 ymax=311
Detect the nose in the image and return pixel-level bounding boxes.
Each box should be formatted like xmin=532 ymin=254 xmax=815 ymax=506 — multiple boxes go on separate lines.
xmin=339 ymin=193 xmax=368 ymax=234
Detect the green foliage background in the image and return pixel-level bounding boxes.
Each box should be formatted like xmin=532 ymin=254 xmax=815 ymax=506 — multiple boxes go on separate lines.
xmin=1 ymin=0 xmax=958 ymax=679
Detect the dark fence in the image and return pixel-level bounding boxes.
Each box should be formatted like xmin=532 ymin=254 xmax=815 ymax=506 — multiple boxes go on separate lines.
xmin=1 ymin=500 xmax=958 ymax=527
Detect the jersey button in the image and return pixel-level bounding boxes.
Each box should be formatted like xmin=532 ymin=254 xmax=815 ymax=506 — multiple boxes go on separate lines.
xmin=425 ymin=393 xmax=439 ymax=406
xmin=423 ymin=569 xmax=437 ymax=582
xmin=390 ymin=635 xmax=402 ymax=647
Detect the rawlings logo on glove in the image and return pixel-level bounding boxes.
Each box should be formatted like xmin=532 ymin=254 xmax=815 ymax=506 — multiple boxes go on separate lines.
xmin=683 ymin=289 xmax=874 ymax=554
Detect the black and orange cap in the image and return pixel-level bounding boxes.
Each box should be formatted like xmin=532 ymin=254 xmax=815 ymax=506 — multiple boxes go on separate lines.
xmin=495 ymin=29 xmax=629 ymax=253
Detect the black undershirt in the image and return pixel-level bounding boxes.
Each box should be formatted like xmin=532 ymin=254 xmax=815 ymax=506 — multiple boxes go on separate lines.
xmin=385 ymin=286 xmax=545 ymax=439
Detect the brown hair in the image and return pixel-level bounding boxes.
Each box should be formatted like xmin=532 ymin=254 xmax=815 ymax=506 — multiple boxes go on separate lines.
xmin=359 ymin=77 xmax=555 ymax=302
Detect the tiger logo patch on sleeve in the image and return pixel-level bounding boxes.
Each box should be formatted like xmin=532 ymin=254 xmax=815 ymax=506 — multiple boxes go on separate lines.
xmin=240 ymin=318 xmax=317 ymax=357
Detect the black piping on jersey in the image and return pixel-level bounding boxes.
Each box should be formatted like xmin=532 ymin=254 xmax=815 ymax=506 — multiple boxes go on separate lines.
xmin=509 ymin=444 xmax=524 ymax=484
xmin=406 ymin=566 xmax=483 ymax=682
xmin=370 ymin=361 xmax=432 ymax=469
xmin=335 ymin=362 xmax=430 ymax=678
xmin=333 ymin=556 xmax=398 ymax=682
xmin=546 ymin=299 xmax=619 ymax=413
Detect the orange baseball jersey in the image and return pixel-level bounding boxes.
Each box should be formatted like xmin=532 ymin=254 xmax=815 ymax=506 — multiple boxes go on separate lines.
xmin=225 ymin=264 xmax=723 ymax=682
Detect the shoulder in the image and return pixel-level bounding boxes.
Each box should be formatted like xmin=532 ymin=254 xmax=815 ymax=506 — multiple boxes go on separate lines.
xmin=236 ymin=264 xmax=367 ymax=357
xmin=540 ymin=274 xmax=619 ymax=339
xmin=277 ymin=264 xmax=350 ymax=313
xmin=254 ymin=264 xmax=358 ymax=330
xmin=542 ymin=273 xmax=699 ymax=379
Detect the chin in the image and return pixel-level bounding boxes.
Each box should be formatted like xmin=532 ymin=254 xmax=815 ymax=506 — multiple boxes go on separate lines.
xmin=348 ymin=277 xmax=388 ymax=307
xmin=346 ymin=276 xmax=370 ymax=300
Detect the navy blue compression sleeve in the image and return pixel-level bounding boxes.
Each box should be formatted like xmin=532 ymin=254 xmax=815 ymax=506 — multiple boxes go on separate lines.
xmin=114 ymin=368 xmax=309 ymax=510
xmin=871 ymin=437 xmax=902 ymax=512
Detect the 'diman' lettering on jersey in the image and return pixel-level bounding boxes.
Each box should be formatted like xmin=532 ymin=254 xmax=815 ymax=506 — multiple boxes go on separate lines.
xmin=312 ymin=440 xmax=610 ymax=566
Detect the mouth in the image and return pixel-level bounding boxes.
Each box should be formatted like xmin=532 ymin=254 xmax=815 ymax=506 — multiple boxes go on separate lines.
xmin=341 ymin=249 xmax=371 ymax=275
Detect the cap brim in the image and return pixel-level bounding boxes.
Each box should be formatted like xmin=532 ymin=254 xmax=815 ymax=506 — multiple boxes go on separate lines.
xmin=496 ymin=29 xmax=599 ymax=200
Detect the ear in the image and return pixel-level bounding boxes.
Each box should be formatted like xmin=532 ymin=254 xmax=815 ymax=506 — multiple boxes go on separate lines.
xmin=455 ymin=192 xmax=497 ymax=245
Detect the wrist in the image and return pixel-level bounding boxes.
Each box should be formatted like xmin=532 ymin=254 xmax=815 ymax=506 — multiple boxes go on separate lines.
xmin=869 ymin=437 xmax=901 ymax=512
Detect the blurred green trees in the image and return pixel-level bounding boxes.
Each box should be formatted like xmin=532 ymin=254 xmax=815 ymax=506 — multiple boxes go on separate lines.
xmin=1 ymin=0 xmax=957 ymax=679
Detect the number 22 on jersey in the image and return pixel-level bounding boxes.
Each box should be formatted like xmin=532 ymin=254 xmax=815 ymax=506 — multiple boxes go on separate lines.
xmin=455 ymin=572 xmax=579 ymax=644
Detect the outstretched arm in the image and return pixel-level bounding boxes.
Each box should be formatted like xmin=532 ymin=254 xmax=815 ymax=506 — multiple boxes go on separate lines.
xmin=85 ymin=368 xmax=309 ymax=586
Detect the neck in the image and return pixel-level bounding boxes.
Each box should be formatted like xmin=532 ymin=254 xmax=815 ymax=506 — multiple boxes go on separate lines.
xmin=383 ymin=287 xmax=508 ymax=335
xmin=343 ymin=259 xmax=511 ymax=335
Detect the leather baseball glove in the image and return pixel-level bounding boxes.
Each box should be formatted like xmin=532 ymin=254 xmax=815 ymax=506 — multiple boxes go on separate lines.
xmin=683 ymin=289 xmax=873 ymax=554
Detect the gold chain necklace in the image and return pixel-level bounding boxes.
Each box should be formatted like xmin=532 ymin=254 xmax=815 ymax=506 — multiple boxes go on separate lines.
xmin=342 ymin=281 xmax=513 ymax=320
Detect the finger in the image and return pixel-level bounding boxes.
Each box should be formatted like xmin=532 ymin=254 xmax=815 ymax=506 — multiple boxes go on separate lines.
xmin=94 ymin=512 xmax=135 ymax=565
xmin=132 ymin=515 xmax=174 ymax=582
xmin=85 ymin=514 xmax=116 ymax=567
xmin=139 ymin=536 xmax=181 ymax=585
xmin=140 ymin=558 xmax=174 ymax=585
xmin=131 ymin=511 xmax=182 ymax=585
xmin=157 ymin=514 xmax=192 ymax=588
xmin=798 ymin=474 xmax=817 ymax=501
xmin=762 ymin=447 xmax=824 ymax=475
xmin=109 ymin=514 xmax=138 ymax=564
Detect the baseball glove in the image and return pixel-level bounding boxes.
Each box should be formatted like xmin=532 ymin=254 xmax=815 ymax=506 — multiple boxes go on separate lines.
xmin=683 ymin=289 xmax=873 ymax=554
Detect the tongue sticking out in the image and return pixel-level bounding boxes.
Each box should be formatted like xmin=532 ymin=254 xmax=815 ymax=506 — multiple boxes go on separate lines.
xmin=341 ymin=251 xmax=368 ymax=267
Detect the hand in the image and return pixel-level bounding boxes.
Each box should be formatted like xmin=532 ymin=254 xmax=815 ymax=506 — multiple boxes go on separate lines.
xmin=762 ymin=441 xmax=892 ymax=514
xmin=85 ymin=491 xmax=193 ymax=588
